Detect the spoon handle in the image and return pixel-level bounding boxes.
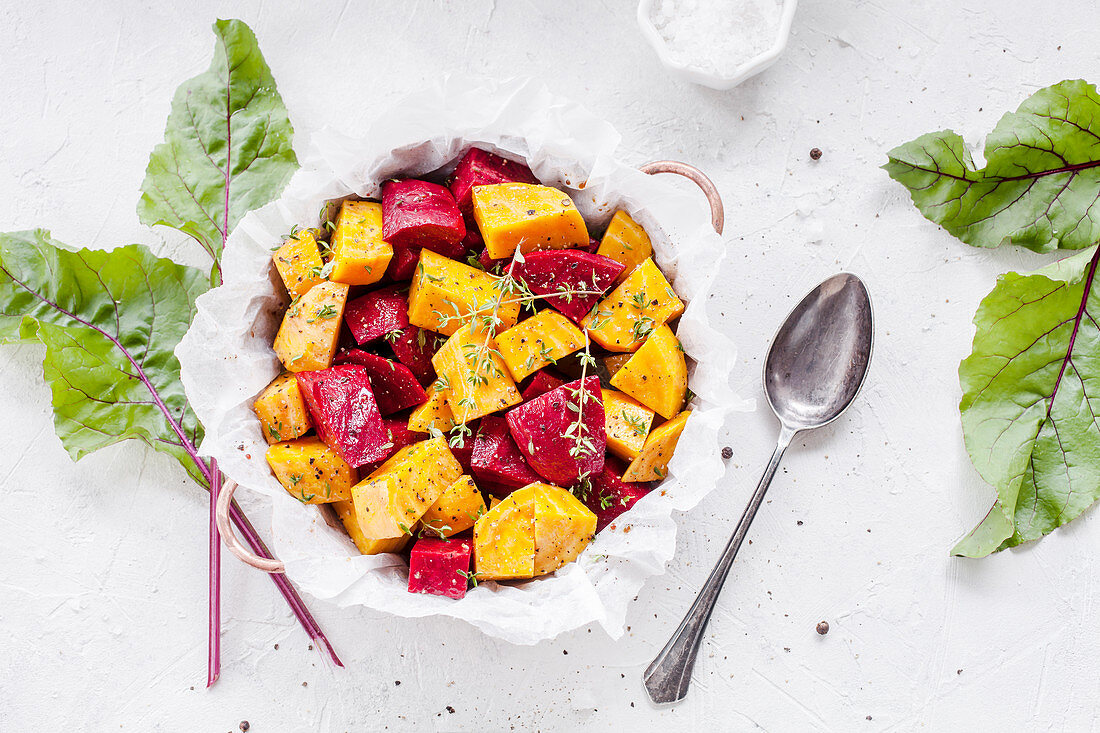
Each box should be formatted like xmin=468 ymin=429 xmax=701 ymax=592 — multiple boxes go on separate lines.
xmin=642 ymin=425 xmax=797 ymax=705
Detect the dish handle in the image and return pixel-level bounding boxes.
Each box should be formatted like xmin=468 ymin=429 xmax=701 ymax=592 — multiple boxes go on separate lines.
xmin=639 ymin=160 xmax=724 ymax=234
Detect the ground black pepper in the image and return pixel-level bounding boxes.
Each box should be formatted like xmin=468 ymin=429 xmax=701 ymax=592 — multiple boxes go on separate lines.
xmin=816 ymin=621 xmax=830 ymax=635
xmin=810 ymin=147 xmax=823 ymax=160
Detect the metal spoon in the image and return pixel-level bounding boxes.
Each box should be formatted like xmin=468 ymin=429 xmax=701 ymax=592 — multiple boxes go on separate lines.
xmin=643 ymin=272 xmax=874 ymax=705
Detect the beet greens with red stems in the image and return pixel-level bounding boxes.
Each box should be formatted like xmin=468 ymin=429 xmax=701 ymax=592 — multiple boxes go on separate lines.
xmin=0 ymin=19 xmax=340 ymax=685
xmin=885 ymin=78 xmax=1100 ymax=557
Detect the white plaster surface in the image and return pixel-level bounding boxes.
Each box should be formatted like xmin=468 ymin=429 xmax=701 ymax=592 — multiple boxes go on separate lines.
xmin=0 ymin=1 xmax=1097 ymax=730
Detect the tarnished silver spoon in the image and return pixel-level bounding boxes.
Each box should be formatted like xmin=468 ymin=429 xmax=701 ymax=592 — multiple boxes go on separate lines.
xmin=643 ymin=272 xmax=874 ymax=705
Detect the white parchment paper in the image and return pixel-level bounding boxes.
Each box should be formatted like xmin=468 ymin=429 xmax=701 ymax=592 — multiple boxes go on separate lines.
xmin=177 ymin=76 xmax=752 ymax=645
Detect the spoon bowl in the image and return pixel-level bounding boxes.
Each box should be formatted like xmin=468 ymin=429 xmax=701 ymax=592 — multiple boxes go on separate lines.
xmin=764 ymin=273 xmax=873 ymax=430
xmin=643 ymin=272 xmax=874 ymax=705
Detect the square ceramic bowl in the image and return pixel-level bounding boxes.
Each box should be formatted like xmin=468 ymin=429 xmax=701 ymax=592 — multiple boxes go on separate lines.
xmin=637 ymin=0 xmax=797 ymax=90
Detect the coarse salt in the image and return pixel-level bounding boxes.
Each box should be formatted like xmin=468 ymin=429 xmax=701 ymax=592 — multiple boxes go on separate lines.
xmin=651 ymin=0 xmax=784 ymax=77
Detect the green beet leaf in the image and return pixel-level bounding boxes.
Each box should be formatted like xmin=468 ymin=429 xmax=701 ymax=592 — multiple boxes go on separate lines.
xmin=137 ymin=18 xmax=297 ymax=283
xmin=0 ymin=230 xmax=210 ymax=487
xmin=954 ymin=246 xmax=1100 ymax=556
xmin=884 ymin=79 xmax=1100 ymax=253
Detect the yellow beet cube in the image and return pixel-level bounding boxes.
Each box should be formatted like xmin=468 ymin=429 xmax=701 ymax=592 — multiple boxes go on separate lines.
xmin=273 ymin=228 xmax=326 ymax=298
xmin=473 ymin=483 xmax=596 ymax=580
xmin=623 ymin=411 xmax=690 ymax=482
xmin=329 ymin=200 xmax=391 ymax=286
xmin=351 ymin=438 xmax=462 ymax=539
xmin=407 ymin=387 xmax=455 ymax=434
xmin=332 ymin=500 xmax=410 ymax=555
xmin=472 ymin=183 xmax=589 ymax=259
xmin=266 ymin=437 xmax=356 ymax=504
xmin=601 ymin=388 xmax=655 ymax=461
xmin=601 ymin=353 xmax=632 ymax=381
xmin=611 ymin=323 xmax=686 ymax=416
xmin=473 ymin=491 xmax=535 ymax=580
xmin=272 ymin=280 xmax=349 ymax=372
xmin=419 ymin=475 xmax=487 ymax=538
xmin=610 ymin=324 xmax=687 ymax=419
xmin=582 ymin=259 xmax=684 ymax=352
xmin=495 ymin=310 xmax=585 ymax=382
xmin=432 ymin=322 xmax=522 ymax=424
xmin=407 ymin=249 xmax=521 ymax=336
xmin=597 ymin=210 xmax=653 ymax=286
xmin=253 ymin=373 xmax=313 ymax=444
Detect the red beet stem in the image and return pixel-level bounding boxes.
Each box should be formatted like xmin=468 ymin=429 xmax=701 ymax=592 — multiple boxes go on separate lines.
xmin=207 ymin=458 xmax=221 ymax=687
xmin=225 ymin=496 xmax=344 ymax=668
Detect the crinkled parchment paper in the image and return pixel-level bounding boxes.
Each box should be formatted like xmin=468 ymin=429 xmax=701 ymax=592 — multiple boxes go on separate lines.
xmin=177 ymin=76 xmax=752 ymax=645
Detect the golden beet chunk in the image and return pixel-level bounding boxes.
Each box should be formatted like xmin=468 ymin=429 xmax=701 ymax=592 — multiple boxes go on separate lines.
xmin=432 ymin=322 xmax=522 ymax=424
xmin=253 ymin=373 xmax=312 ymax=444
xmin=601 ymin=388 xmax=655 ymax=461
xmin=474 ymin=483 xmax=596 ymax=580
xmin=610 ymin=325 xmax=687 ymax=419
xmin=597 ymin=210 xmax=652 ymax=286
xmin=623 ymin=411 xmax=691 ymax=482
xmin=495 ymin=310 xmax=584 ymax=382
xmin=332 ymin=499 xmax=410 ymax=555
xmin=472 ymin=183 xmax=589 ymax=259
xmin=407 ymin=388 xmax=455 ymax=434
xmin=329 ymin=200 xmax=391 ymax=286
xmin=419 ymin=475 xmax=487 ymax=538
xmin=407 ymin=248 xmax=520 ymax=336
xmin=582 ymin=259 xmax=684 ymax=352
xmin=351 ymin=438 xmax=462 ymax=539
xmin=266 ymin=436 xmax=356 ymax=504
xmin=272 ymin=228 xmax=326 ymax=298
xmin=272 ymin=280 xmax=349 ymax=372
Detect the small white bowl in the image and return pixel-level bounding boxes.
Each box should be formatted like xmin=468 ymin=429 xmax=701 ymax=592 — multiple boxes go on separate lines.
xmin=637 ymin=0 xmax=797 ymax=90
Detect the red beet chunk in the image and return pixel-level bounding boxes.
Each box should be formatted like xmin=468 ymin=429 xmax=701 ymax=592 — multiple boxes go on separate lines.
xmin=507 ymin=376 xmax=605 ymax=485
xmin=583 ymin=459 xmax=651 ymax=532
xmin=448 ymin=434 xmax=476 ymax=474
xmin=521 ymin=370 xmax=565 ymax=401
xmin=383 ymin=418 xmax=426 ymax=453
xmin=461 ymin=227 xmax=484 ymax=254
xmin=382 ymin=179 xmax=466 ymax=258
xmin=390 ymin=326 xmax=440 ymax=387
xmin=477 ymin=247 xmax=509 ymax=275
xmin=295 ymin=365 xmax=390 ymax=468
xmin=448 ymin=147 xmax=539 ymax=217
xmin=333 ymin=350 xmax=427 ymax=415
xmin=407 ymin=538 xmax=473 ymax=600
xmin=582 ymin=237 xmax=600 ymax=253
xmin=344 ymin=285 xmax=409 ymax=344
xmin=512 ymin=250 xmax=625 ymax=323
xmin=384 ymin=246 xmax=421 ymax=282
xmin=471 ymin=416 xmax=542 ymax=495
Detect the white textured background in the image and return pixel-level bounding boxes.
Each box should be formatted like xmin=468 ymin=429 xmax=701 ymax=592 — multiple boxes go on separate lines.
xmin=1 ymin=1 xmax=1097 ymax=730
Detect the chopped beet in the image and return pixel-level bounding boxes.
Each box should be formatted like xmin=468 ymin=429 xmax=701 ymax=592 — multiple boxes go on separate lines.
xmin=521 ymin=370 xmax=566 ymax=402
xmin=512 ymin=250 xmax=625 ymax=323
xmin=390 ymin=326 xmax=439 ymax=387
xmin=333 ymin=350 xmax=427 ymax=415
xmin=448 ymin=436 xmax=475 ymax=474
xmin=477 ymin=247 xmax=509 ymax=275
xmin=343 ymin=285 xmax=409 ymax=344
xmin=382 ymin=179 xmax=466 ymax=258
xmin=448 ymin=148 xmax=539 ymax=217
xmin=461 ymin=227 xmax=484 ymax=254
xmin=384 ymin=246 xmax=421 ymax=282
xmin=471 ymin=416 xmax=542 ymax=494
xmin=359 ymin=419 xmax=428 ymax=474
xmin=407 ymin=538 xmax=473 ymax=600
xmin=581 ymin=236 xmax=600 ymax=253
xmin=507 ymin=376 xmax=605 ymax=485
xmin=583 ymin=459 xmax=651 ymax=532
xmin=295 ymin=366 xmax=390 ymax=468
